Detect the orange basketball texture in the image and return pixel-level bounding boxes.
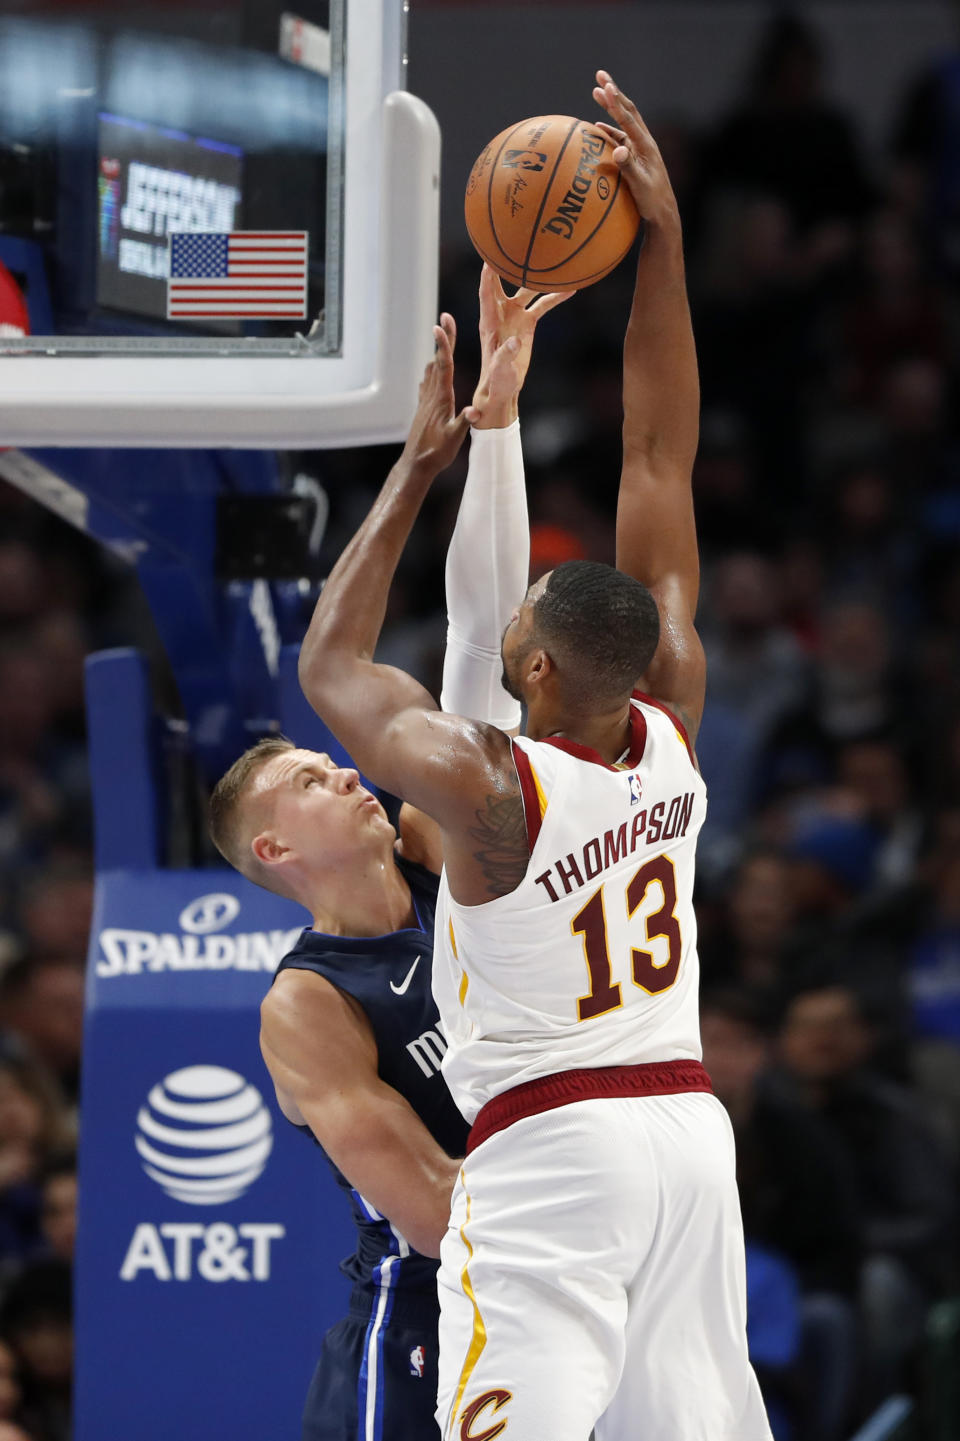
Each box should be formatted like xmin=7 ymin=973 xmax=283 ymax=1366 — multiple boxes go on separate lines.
xmin=464 ymin=115 xmax=641 ymax=291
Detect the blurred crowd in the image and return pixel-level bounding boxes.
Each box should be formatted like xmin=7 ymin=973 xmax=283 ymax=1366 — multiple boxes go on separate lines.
xmin=1 ymin=8 xmax=960 ymax=1439
xmin=0 ymin=494 xmax=126 ymax=1438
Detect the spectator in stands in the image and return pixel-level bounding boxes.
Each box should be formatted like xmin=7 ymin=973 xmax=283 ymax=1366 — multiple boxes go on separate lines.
xmin=701 ymin=988 xmax=860 ymax=1440
xmin=0 ymin=1059 xmax=70 ymax=1273
xmin=702 ymin=552 xmax=809 ymax=738
xmin=0 ymin=1260 xmax=71 ymax=1441
xmin=0 ymin=1338 xmax=32 ymax=1441
xmin=0 ymin=963 xmax=85 ymax=1108
xmin=699 ymin=850 xmax=797 ymax=995
xmin=763 ymin=600 xmax=905 ymax=805
xmin=700 ymin=11 xmax=871 ymax=234
xmin=819 ymin=463 xmax=918 ymax=626
xmin=838 ymin=210 xmax=948 ymax=406
xmin=892 ymin=22 xmax=960 ymax=271
xmin=773 ymin=982 xmax=955 ymax=1406
xmin=36 ymin=1161 xmax=74 ymax=1268
xmin=15 ymin=869 xmax=92 ymax=966
xmin=836 ymin=737 xmax=925 ymax=892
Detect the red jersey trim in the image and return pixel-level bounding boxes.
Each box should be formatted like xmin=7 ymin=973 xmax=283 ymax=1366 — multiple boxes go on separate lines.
xmin=632 ymin=690 xmax=697 ymax=767
xmin=540 ymin=703 xmax=648 ymax=772
xmin=466 ymin=1059 xmax=713 ymax=1155
xmin=512 ymin=741 xmax=545 ymax=853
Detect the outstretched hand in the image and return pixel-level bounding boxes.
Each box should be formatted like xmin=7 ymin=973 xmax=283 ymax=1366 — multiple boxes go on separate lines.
xmin=592 ymin=69 xmax=679 ymax=229
xmin=400 ymin=313 xmax=472 ymax=477
xmin=470 ymin=264 xmax=572 ymax=429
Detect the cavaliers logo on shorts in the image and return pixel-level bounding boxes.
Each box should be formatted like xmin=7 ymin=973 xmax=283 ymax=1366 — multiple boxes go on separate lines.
xmin=460 ymin=1389 xmax=512 ymax=1440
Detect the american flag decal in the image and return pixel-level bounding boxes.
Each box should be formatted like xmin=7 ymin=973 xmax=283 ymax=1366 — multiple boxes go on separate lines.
xmin=167 ymin=232 xmax=308 ymax=319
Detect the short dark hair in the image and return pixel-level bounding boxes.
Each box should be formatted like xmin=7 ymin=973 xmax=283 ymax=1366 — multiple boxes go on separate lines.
xmin=531 ymin=561 xmax=660 ymax=706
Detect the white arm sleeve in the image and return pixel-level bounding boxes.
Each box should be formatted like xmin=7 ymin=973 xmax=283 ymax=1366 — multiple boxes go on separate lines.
xmin=440 ymin=419 xmax=526 ymax=731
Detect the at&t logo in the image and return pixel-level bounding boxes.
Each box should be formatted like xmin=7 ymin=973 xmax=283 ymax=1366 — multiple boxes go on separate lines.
xmin=122 ymin=1064 xmax=285 ymax=1284
xmin=135 ymin=1065 xmax=272 ymax=1204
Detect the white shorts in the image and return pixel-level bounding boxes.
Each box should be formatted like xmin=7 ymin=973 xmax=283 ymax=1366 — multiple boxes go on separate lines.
xmin=436 ymin=1091 xmax=772 ymax=1441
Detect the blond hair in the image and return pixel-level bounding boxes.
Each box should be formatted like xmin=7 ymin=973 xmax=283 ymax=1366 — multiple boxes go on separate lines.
xmin=208 ymin=736 xmax=296 ymax=884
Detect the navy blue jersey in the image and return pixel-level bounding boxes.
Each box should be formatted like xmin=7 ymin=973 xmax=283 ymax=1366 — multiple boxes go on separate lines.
xmin=273 ymin=855 xmax=469 ymax=1304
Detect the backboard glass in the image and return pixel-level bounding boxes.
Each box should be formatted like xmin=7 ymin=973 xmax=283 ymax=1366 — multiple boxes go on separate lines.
xmin=0 ymin=0 xmax=439 ymax=447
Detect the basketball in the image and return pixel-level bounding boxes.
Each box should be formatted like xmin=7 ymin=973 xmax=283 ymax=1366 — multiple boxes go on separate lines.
xmin=464 ymin=115 xmax=641 ymax=292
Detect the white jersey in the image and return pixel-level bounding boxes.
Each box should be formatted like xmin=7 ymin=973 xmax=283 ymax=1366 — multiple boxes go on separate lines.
xmin=434 ymin=694 xmax=708 ymax=1124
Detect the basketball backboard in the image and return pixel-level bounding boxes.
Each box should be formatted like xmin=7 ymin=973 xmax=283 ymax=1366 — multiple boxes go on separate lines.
xmin=0 ymin=0 xmax=439 ymax=447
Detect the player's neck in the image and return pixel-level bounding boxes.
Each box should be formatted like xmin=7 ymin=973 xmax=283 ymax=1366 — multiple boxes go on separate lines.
xmin=537 ymin=701 xmax=633 ymax=766
xmin=308 ymin=852 xmax=415 ymax=938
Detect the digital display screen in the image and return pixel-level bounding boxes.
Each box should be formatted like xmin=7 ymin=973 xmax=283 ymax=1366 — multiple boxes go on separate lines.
xmin=97 ymin=112 xmax=243 ymax=320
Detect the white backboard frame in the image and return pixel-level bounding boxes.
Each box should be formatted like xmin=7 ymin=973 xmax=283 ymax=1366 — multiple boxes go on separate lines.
xmin=0 ymin=0 xmax=440 ymax=449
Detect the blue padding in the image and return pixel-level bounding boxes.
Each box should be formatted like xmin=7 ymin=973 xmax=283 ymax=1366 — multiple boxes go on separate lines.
xmin=33 ymin=447 xmax=283 ymax=785
xmin=77 ymin=867 xmax=351 ymax=1441
xmin=85 ymin=649 xmax=161 ymax=871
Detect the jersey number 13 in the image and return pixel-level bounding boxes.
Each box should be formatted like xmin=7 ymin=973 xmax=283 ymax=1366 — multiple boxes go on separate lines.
xmin=571 ymin=855 xmax=682 ymax=1021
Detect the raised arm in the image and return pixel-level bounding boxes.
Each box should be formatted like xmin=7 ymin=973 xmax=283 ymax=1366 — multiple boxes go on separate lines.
xmin=397 ymin=272 xmax=568 ymax=871
xmin=298 ymin=320 xmax=508 ymax=807
xmin=594 ymin=71 xmax=706 ymax=740
xmin=440 ymin=266 xmax=570 ymax=734
xmin=297 ymin=323 xmax=526 ymax=906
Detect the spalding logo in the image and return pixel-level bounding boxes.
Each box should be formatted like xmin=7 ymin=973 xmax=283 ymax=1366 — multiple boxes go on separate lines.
xmin=178 ymin=893 xmax=241 ymax=936
xmin=135 ymin=1065 xmax=273 ymax=1205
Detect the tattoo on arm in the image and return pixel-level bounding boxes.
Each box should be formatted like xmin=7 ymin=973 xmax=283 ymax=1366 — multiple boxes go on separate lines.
xmin=467 ymin=791 xmax=530 ymax=897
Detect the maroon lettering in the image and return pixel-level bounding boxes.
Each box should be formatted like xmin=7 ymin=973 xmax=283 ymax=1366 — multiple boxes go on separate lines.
xmin=661 ymin=795 xmax=682 ymax=843
xmin=629 ymin=809 xmax=647 ymax=851
xmin=534 ymin=870 xmax=560 ymax=903
xmin=603 ymin=823 xmax=628 ymax=868
xmin=555 ymin=852 xmax=585 ymax=894
xmin=646 ymin=801 xmax=665 ymax=845
xmin=582 ymin=837 xmax=603 ymax=880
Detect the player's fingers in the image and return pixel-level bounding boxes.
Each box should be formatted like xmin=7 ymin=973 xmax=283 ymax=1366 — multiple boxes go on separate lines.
xmin=611 ymin=144 xmax=642 ymax=180
xmin=487 ymin=336 xmax=521 ymax=371
xmin=479 ymin=262 xmax=498 ymax=306
xmin=450 ymin=407 xmax=473 ymax=440
xmin=594 ymin=121 xmax=627 ymax=146
xmin=433 ymin=324 xmax=454 ymax=369
xmin=511 ymin=285 xmax=540 ymax=308
xmin=440 ymin=312 xmax=457 ymax=353
xmin=601 ymin=78 xmax=655 ymax=150
xmin=528 ymin=289 xmax=574 ymax=316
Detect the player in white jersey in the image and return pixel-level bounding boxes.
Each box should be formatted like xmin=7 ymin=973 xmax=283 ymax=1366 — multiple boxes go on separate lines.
xmin=297 ymin=69 xmax=771 ymax=1441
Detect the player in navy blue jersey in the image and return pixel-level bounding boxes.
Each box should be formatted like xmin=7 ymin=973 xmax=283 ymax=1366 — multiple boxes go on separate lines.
xmin=208 ymin=273 xmax=568 ymax=1441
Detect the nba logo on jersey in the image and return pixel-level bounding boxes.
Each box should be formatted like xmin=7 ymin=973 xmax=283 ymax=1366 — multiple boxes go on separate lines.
xmin=628 ymin=774 xmax=642 ymax=806
xmin=409 ymin=1345 xmax=425 ymax=1378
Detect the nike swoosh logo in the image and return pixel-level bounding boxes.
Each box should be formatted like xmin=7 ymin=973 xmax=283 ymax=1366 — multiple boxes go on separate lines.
xmin=390 ymin=956 xmax=421 ymax=996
